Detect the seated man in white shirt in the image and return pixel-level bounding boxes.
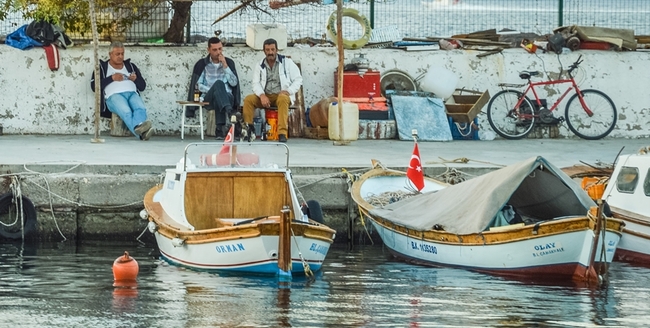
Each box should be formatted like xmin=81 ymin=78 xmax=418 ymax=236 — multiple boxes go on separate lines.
xmin=90 ymin=41 xmax=153 ymax=140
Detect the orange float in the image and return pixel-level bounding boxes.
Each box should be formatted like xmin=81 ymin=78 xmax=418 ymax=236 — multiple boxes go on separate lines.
xmin=112 ymin=251 xmax=139 ymax=287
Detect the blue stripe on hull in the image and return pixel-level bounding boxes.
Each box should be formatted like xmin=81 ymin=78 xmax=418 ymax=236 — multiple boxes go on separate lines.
xmin=159 ymin=252 xmax=323 ymax=275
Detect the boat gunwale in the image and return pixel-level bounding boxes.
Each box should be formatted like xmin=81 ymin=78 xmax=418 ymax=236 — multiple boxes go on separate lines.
xmin=363 ymin=209 xmax=624 ymax=246
xmin=144 ymin=185 xmax=335 ymax=245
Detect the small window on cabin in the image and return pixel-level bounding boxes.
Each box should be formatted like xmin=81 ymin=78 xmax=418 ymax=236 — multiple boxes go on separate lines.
xmin=616 ymin=167 xmax=638 ymax=194
xmin=644 ymin=168 xmax=650 ymax=196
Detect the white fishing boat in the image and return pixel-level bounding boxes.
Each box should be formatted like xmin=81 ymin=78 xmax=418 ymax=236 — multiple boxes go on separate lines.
xmin=352 ymin=156 xmax=625 ymax=284
xmin=142 ymin=140 xmax=336 ymax=277
xmin=600 ymin=146 xmax=650 ymax=264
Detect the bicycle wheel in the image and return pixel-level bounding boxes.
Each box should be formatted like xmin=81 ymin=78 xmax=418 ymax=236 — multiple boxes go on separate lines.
xmin=487 ymin=90 xmax=536 ymax=140
xmin=565 ymin=89 xmax=617 ymax=140
xmin=380 ymin=69 xmax=417 ymax=97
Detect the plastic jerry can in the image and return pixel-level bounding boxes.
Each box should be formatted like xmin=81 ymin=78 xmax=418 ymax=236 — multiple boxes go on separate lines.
xmin=265 ymin=110 xmax=278 ymax=141
xmin=328 ymin=102 xmax=359 ymax=141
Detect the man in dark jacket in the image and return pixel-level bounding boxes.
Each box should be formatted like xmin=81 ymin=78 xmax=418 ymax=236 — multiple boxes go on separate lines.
xmin=187 ymin=37 xmax=241 ymax=139
xmin=90 ymin=41 xmax=153 ymax=140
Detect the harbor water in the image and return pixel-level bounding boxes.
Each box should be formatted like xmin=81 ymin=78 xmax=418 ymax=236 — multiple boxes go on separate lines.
xmin=2 ymin=240 xmax=650 ymax=327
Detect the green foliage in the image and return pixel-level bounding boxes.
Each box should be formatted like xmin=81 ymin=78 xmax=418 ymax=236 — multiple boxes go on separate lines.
xmin=0 ymin=0 xmax=167 ymax=35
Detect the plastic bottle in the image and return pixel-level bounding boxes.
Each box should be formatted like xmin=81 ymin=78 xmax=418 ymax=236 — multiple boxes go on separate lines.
xmin=328 ymin=102 xmax=359 ymax=141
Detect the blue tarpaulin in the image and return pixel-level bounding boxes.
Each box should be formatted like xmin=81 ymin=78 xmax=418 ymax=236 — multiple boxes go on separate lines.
xmin=391 ymin=95 xmax=452 ymax=141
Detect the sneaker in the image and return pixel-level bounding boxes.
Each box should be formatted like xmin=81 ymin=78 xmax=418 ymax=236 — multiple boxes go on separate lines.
xmin=278 ymin=134 xmax=287 ymax=143
xmin=142 ymin=127 xmax=154 ymax=141
xmin=135 ymin=121 xmax=152 ymax=137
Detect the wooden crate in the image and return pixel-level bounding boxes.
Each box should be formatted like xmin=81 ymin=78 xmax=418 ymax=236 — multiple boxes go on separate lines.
xmin=304 ymin=126 xmax=329 ymax=139
xmin=445 ymin=89 xmax=490 ymax=123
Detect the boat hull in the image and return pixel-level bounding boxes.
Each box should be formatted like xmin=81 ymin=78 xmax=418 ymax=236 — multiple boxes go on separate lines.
xmin=154 ymin=232 xmax=331 ymax=274
xmin=368 ymin=216 xmax=621 ymax=281
xmin=612 ymin=209 xmax=650 ymax=264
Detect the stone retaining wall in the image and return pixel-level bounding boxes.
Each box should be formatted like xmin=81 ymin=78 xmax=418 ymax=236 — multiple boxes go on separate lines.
xmin=0 ymin=45 xmax=648 ymax=138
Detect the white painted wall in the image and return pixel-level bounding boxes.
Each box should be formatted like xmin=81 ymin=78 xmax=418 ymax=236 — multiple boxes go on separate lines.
xmin=0 ymin=44 xmax=648 ymax=138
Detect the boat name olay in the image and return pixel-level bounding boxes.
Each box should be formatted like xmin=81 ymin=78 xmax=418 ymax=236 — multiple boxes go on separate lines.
xmin=532 ymin=242 xmax=564 ymax=257
xmin=309 ymin=243 xmax=328 ymax=255
xmin=411 ymin=241 xmax=437 ymax=254
xmin=215 ymin=243 xmax=245 ymax=253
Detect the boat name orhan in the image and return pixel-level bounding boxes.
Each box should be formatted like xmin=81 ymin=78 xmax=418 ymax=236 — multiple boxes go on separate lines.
xmin=215 ymin=243 xmax=245 ymax=253
xmin=411 ymin=241 xmax=437 ymax=254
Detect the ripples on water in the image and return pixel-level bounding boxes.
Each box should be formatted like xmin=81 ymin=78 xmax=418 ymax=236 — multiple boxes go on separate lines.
xmin=1 ymin=240 xmax=650 ymax=327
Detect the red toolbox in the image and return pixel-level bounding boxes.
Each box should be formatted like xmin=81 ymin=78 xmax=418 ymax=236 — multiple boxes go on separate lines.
xmin=334 ymin=70 xmax=381 ymax=98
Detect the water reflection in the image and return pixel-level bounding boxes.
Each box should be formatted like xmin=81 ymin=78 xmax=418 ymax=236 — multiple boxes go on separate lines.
xmin=1 ymin=241 xmax=650 ymax=327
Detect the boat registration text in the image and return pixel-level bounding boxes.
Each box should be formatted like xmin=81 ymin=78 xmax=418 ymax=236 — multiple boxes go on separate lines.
xmin=411 ymin=241 xmax=437 ymax=254
xmin=532 ymin=242 xmax=564 ymax=257
xmin=309 ymin=243 xmax=329 ymax=255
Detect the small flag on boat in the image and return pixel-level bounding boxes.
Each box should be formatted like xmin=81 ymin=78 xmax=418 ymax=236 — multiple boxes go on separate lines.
xmin=219 ymin=125 xmax=235 ymax=155
xmin=406 ymin=142 xmax=424 ymax=191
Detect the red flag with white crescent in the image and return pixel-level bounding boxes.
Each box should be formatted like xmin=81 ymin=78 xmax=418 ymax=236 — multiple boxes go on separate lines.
xmin=219 ymin=125 xmax=235 ymax=155
xmin=406 ymin=142 xmax=424 ymax=191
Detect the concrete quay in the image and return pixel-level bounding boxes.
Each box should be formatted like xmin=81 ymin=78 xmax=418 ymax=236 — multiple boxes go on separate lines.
xmin=1 ymin=135 xmax=649 ymax=242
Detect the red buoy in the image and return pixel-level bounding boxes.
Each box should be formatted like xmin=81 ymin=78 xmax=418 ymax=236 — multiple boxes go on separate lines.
xmin=113 ymin=251 xmax=139 ymax=287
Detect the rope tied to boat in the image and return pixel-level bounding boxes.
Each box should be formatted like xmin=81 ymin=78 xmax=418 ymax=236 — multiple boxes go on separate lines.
xmin=0 ymin=177 xmax=25 ymax=240
xmin=342 ymin=168 xmax=374 ymax=244
xmin=290 ymin=227 xmax=314 ymax=278
xmin=425 ymin=156 xmax=505 ymax=185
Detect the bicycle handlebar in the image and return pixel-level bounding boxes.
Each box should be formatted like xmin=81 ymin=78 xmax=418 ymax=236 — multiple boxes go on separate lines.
xmin=567 ymin=55 xmax=583 ymax=74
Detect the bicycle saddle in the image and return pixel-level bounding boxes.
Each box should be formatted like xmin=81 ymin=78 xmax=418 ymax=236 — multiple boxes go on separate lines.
xmin=519 ymin=71 xmax=540 ymax=80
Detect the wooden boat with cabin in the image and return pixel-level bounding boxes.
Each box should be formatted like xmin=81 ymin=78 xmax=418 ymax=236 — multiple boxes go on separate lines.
xmin=597 ymin=146 xmax=650 ymax=264
xmin=142 ymin=142 xmax=336 ymax=277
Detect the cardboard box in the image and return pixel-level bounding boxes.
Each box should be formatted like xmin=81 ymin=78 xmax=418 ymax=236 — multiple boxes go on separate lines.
xmin=246 ymin=24 xmax=287 ymax=50
xmin=445 ymin=89 xmax=490 ymax=123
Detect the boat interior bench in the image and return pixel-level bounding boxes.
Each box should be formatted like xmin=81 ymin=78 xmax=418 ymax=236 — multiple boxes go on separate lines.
xmin=183 ymin=171 xmax=295 ymax=230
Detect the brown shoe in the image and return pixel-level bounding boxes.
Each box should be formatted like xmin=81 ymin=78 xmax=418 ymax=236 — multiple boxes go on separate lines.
xmin=135 ymin=121 xmax=152 ymax=137
xmin=142 ymin=127 xmax=154 ymax=141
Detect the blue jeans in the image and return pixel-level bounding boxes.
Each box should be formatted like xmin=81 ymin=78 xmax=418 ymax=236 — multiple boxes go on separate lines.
xmin=105 ymin=91 xmax=148 ymax=138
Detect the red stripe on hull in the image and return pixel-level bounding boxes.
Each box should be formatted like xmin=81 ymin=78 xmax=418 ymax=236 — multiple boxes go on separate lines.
xmin=386 ymin=248 xmax=600 ymax=285
xmin=615 ymin=248 xmax=650 ymax=266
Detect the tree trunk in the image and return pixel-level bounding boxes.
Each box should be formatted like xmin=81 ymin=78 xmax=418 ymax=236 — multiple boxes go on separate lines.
xmin=163 ymin=1 xmax=192 ymax=43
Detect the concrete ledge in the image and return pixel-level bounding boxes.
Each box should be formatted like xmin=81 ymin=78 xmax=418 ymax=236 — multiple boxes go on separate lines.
xmin=1 ymin=165 xmax=499 ymax=242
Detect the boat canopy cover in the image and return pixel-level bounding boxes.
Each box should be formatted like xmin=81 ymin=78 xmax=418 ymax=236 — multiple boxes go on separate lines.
xmin=369 ymin=156 xmax=596 ymax=234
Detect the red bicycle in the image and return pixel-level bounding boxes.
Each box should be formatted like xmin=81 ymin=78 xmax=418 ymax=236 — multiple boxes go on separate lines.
xmin=486 ymin=55 xmax=617 ymax=140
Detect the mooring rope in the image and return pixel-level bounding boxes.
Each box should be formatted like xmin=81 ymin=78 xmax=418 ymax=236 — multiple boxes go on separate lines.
xmin=290 ymin=227 xmax=314 ymax=278
xmin=342 ymin=168 xmax=374 ymax=244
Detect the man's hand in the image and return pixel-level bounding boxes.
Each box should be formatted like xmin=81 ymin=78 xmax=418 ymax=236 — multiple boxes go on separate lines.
xmin=112 ymin=73 xmax=126 ymax=81
xmin=111 ymin=73 xmax=136 ymax=82
xmin=218 ymin=54 xmax=228 ymax=68
xmin=260 ymin=94 xmax=271 ymax=108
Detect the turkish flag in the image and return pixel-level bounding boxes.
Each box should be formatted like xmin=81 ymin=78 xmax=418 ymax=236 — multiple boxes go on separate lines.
xmin=406 ymin=143 xmax=425 ymax=191
xmin=219 ymin=125 xmax=235 ymax=155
